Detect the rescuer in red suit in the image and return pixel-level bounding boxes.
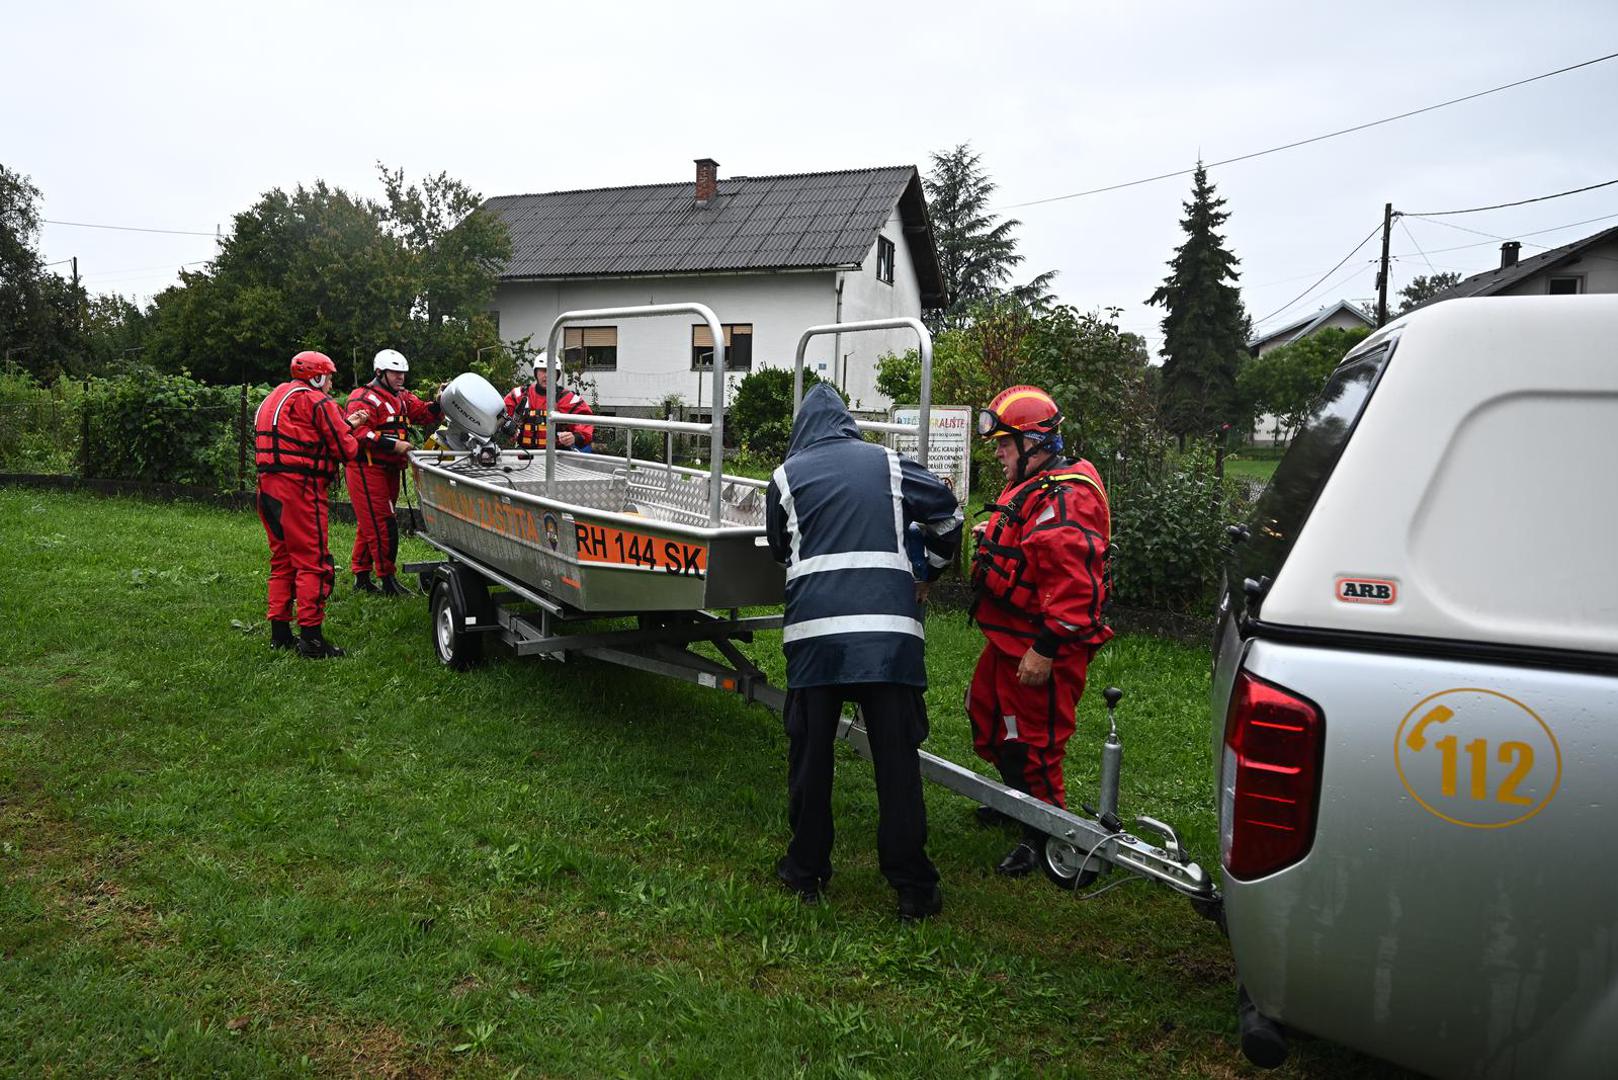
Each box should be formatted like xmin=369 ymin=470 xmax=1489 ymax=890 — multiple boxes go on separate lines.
xmin=254 ymin=350 xmax=369 ymax=659
xmin=503 ymin=350 xmax=594 ymax=451
xmin=967 ymin=386 xmax=1113 ymax=877
xmin=345 ymin=348 xmax=442 ymax=596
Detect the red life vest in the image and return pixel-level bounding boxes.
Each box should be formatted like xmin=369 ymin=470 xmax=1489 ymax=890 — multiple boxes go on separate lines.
xmin=505 ymin=383 xmax=594 ymax=450
xmin=254 ymin=381 xmax=353 ymax=479
xmin=346 ymin=379 xmax=439 ymax=468
xmin=970 ymin=458 xmax=1113 ymax=653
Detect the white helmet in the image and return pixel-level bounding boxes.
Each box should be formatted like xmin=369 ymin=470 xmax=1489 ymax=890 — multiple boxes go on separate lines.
xmin=530 ymin=350 xmax=549 ymax=376
xmin=374 ymin=348 xmax=409 ymax=373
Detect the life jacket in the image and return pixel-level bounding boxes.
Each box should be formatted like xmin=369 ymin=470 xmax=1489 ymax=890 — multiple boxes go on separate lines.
xmin=509 ymin=383 xmax=593 ymax=450
xmin=254 ymin=381 xmax=347 ymax=479
xmin=970 ymin=459 xmax=1112 ymax=647
xmin=347 ymin=379 xmax=434 ymax=468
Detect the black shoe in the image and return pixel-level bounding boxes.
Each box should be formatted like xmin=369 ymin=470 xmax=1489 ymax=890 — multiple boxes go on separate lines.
xmin=295 ymin=626 xmax=347 ymax=660
xmin=353 ymin=572 xmax=381 ymax=593
xmin=378 ymin=574 xmax=410 ymax=597
xmin=269 ymin=620 xmax=296 ymax=651
xmin=995 ymin=842 xmax=1040 ymax=878
xmin=897 ymin=885 xmax=943 ymax=922
xmin=974 ymin=805 xmax=1015 ymax=829
xmin=774 ymin=857 xmax=823 ymax=905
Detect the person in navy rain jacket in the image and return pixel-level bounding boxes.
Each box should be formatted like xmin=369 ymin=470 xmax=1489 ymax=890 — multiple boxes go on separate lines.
xmin=765 ymin=383 xmax=963 ymax=921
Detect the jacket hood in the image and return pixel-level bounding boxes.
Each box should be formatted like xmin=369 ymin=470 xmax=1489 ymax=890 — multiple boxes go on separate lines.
xmin=786 ymin=383 xmax=861 ymax=456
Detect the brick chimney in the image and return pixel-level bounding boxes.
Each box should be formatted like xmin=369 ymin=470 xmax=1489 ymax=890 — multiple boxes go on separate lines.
xmin=694 ymin=158 xmax=719 ymax=207
xmin=1500 ymin=241 xmax=1521 ymax=269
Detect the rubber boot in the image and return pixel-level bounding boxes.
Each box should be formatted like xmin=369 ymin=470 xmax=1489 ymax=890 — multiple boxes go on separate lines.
xmin=269 ymin=620 xmax=296 ymax=651
xmin=295 ymin=624 xmax=347 ymax=659
xmin=353 ymin=571 xmax=381 ymax=593
xmin=897 ymin=885 xmax=943 ymax=922
xmin=379 ymin=574 xmax=410 ymax=597
xmin=995 ymin=842 xmax=1040 ymax=878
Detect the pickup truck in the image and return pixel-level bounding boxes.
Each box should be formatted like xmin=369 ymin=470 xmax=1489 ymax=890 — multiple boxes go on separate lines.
xmin=1212 ymin=296 xmax=1618 ymax=1078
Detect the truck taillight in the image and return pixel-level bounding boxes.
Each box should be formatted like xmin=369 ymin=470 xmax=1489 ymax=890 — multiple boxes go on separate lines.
xmin=1221 ymin=671 xmax=1324 ymax=880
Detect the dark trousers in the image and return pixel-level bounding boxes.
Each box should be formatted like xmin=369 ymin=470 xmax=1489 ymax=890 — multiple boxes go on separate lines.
xmin=780 ymin=683 xmax=939 ymax=894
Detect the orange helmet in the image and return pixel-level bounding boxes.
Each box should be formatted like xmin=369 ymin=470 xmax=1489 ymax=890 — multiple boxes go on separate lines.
xmin=290 ymin=350 xmax=336 ymax=381
xmin=978 ymin=385 xmax=1062 ymax=443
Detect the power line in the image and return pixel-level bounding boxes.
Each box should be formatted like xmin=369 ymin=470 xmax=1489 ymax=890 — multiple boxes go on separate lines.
xmin=42 ymin=218 xmax=218 ymax=238
xmin=1410 ymin=213 xmax=1618 ymax=266
xmin=996 ymin=51 xmax=1618 ymax=211
xmin=1252 ymin=221 xmax=1385 ymax=326
xmin=1402 ymin=178 xmax=1618 ymax=217
xmin=1399 ymin=217 xmax=1437 ymax=273
xmin=1397 ymin=210 xmax=1618 ymax=255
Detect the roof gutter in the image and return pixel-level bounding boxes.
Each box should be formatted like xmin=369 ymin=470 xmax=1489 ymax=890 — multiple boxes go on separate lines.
xmin=498 ymin=265 xmax=861 ymax=286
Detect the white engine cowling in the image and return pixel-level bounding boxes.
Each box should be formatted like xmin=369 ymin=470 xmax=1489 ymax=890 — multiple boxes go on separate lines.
xmin=435 ymin=373 xmax=507 ymax=462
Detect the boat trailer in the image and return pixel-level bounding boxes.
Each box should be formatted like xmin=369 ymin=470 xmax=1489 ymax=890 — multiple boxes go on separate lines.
xmin=404 ymin=303 xmax=1219 ymax=907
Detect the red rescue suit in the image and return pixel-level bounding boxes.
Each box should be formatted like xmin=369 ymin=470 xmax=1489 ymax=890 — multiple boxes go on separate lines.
xmin=255 ymin=380 xmax=362 ymax=627
xmin=967 ymin=458 xmax=1113 ymax=809
xmin=344 ymin=379 xmax=441 ymax=577
xmin=503 ymin=382 xmax=595 ymax=450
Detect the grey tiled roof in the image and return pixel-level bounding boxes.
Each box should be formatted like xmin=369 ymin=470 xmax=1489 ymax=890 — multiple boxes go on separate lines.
xmin=1409 ymin=224 xmax=1618 ymax=310
xmin=483 ymin=165 xmax=944 ymax=304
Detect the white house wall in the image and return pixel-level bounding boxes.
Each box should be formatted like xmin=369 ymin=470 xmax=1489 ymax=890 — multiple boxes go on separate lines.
xmin=836 ymin=210 xmax=925 ymax=411
xmin=1496 ymin=239 xmax=1618 ymax=296
xmin=488 ymin=273 xmax=839 ymax=414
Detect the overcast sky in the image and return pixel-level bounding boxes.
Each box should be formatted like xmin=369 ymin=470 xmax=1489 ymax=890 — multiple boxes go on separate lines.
xmin=6 ymin=1 xmax=1617 ymax=357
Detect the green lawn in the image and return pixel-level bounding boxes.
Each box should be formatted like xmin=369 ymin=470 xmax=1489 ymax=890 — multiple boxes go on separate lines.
xmin=0 ymin=489 xmax=1399 ymax=1078
xmin=1221 ymin=456 xmax=1280 ymax=485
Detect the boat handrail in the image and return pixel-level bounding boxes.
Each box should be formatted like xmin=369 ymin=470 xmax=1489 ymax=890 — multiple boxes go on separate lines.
xmin=791 ymin=317 xmax=934 ymax=461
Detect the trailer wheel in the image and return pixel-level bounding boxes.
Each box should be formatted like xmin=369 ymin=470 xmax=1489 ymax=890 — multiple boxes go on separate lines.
xmin=430 ymin=580 xmax=484 ymax=671
xmin=1042 ymin=836 xmax=1100 ymax=891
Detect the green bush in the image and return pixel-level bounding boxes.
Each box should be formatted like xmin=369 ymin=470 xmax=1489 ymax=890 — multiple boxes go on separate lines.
xmin=80 ymin=370 xmax=262 ymax=488
xmin=0 ymin=372 xmax=82 ymax=474
xmin=727 ymin=367 xmax=840 ymax=460
xmin=1109 ymin=449 xmax=1249 ymax=613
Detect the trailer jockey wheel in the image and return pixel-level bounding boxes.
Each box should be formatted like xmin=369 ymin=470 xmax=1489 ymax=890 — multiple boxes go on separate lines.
xmin=1042 ymin=836 xmax=1101 ymax=891
xmin=430 ymin=579 xmax=484 ymax=671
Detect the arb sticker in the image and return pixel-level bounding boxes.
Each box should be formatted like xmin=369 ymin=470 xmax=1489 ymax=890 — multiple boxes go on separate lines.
xmin=1394 ymin=687 xmax=1562 ymax=829
xmin=1336 ymin=576 xmax=1397 ymax=604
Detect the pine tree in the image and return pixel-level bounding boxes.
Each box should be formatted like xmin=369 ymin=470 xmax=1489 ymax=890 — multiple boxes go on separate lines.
xmin=923 ymin=144 xmax=1056 ymax=328
xmin=1147 ymin=163 xmax=1249 ymax=439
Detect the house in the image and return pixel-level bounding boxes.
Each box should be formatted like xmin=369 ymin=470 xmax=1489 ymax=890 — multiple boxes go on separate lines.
xmin=1408 ymin=226 xmax=1618 ymax=308
xmin=1246 ymin=299 xmax=1375 ymax=445
xmin=1247 ymin=299 xmax=1375 ymax=358
xmin=480 ymin=159 xmax=944 ymax=418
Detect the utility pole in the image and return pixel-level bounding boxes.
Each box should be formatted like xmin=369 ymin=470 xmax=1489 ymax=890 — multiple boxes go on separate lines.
xmin=1376 ymin=202 xmax=1394 ymax=327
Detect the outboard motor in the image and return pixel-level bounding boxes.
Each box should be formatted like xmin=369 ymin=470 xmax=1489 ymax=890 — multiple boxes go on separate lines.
xmin=436 ymin=373 xmax=509 ymax=466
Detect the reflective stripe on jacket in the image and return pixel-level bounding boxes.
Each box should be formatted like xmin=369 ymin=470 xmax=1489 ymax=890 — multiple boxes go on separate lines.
xmin=503 ymin=383 xmax=595 ymax=449
xmin=254 ymin=381 xmax=361 ymax=479
xmin=765 ymin=384 xmax=963 ymax=689
xmin=970 ymin=458 xmax=1113 ymax=658
xmin=345 ymin=380 xmax=441 ymax=469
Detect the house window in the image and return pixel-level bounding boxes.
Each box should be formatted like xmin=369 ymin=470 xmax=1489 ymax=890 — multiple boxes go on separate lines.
xmin=1547 ymin=275 xmax=1584 ymax=295
xmin=876 ymin=236 xmax=895 ymax=285
xmin=563 ymin=326 xmax=617 ymax=370
xmin=692 ymin=324 xmax=753 ymax=370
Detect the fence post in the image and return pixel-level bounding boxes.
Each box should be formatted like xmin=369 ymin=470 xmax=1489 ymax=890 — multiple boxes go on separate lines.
xmin=77 ymin=375 xmax=91 ymax=479
xmin=238 ymin=382 xmax=249 ymax=491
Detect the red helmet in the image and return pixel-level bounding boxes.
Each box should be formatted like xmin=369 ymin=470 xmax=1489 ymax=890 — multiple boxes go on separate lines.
xmin=290 ymin=350 xmax=336 ymax=381
xmin=978 ymin=385 xmax=1062 ymax=442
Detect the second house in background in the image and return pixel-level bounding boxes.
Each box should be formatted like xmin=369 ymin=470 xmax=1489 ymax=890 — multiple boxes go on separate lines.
xmin=481 ymin=159 xmax=945 ymax=417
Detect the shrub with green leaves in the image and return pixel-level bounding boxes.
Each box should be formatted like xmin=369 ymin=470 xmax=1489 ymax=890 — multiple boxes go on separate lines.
xmin=0 ymin=372 xmax=83 ymax=473
xmin=726 ymin=367 xmax=840 ymax=460
xmin=80 ymin=370 xmax=265 ymax=487
xmin=1109 ymin=449 xmax=1249 ymax=613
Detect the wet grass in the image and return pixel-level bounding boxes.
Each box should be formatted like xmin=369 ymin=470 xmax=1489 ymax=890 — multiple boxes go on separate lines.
xmin=0 ymin=488 xmax=1402 ymax=1077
